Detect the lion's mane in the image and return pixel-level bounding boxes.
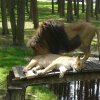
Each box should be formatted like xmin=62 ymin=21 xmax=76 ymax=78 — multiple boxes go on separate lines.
xmin=27 ymin=21 xmax=81 ymax=54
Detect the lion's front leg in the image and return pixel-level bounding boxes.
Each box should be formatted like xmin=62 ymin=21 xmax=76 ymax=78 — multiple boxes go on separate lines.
xmin=23 ymin=59 xmax=37 ymax=72
xmin=36 ymin=63 xmax=56 ymax=75
xmin=32 ymin=65 xmax=43 ymax=72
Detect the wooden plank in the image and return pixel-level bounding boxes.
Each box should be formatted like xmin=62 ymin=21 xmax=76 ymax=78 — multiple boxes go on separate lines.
xmin=12 ymin=67 xmax=20 ymax=79
xmin=17 ymin=67 xmax=26 ymax=79
xmin=12 ymin=71 xmax=100 ymax=86
xmin=13 ymin=66 xmax=26 ymax=79
xmin=83 ymin=57 xmax=100 ymax=71
xmin=8 ymin=86 xmax=23 ymax=90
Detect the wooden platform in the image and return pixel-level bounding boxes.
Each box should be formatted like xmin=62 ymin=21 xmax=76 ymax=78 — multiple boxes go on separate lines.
xmin=6 ymin=57 xmax=100 ymax=100
xmin=12 ymin=57 xmax=100 ymax=80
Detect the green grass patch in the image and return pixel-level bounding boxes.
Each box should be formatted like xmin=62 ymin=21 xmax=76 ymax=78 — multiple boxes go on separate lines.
xmin=0 ymin=47 xmax=33 ymax=81
xmin=38 ymin=2 xmax=59 ymax=21
xmin=26 ymin=86 xmax=56 ymax=100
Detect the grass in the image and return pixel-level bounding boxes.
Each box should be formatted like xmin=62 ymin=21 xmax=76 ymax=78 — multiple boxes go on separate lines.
xmin=26 ymin=86 xmax=56 ymax=100
xmin=38 ymin=2 xmax=60 ymax=21
xmin=0 ymin=0 xmax=100 ymax=100
xmin=0 ymin=47 xmax=33 ymax=80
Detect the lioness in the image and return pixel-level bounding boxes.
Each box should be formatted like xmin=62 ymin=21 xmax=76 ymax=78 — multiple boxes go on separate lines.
xmin=23 ymin=54 xmax=81 ymax=78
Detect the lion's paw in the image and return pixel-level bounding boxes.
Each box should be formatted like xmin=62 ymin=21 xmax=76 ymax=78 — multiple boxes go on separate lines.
xmin=37 ymin=70 xmax=45 ymax=75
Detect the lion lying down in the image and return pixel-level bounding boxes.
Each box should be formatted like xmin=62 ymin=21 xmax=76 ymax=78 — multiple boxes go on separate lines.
xmin=23 ymin=54 xmax=82 ymax=78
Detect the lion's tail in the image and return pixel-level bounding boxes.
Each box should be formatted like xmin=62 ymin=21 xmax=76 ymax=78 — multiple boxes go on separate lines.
xmin=96 ymin=28 xmax=100 ymax=61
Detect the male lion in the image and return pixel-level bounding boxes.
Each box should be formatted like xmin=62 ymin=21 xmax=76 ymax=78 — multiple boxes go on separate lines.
xmin=23 ymin=54 xmax=81 ymax=78
xmin=27 ymin=21 xmax=100 ymax=70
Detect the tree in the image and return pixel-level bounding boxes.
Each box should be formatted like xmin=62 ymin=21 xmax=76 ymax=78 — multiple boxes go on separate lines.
xmin=95 ymin=0 xmax=99 ymax=20
xmin=1 ymin=0 xmax=9 ymax=35
xmin=73 ymin=0 xmax=79 ymax=18
xmin=73 ymin=0 xmax=77 ymax=16
xmin=98 ymin=0 xmax=100 ymax=14
xmin=8 ymin=0 xmax=25 ymax=46
xmin=57 ymin=0 xmax=60 ymax=13
xmin=8 ymin=0 xmax=17 ymax=45
xmin=76 ymin=0 xmax=79 ymax=19
xmin=59 ymin=0 xmax=65 ymax=17
xmin=82 ymin=0 xmax=85 ymax=13
xmin=26 ymin=0 xmax=29 ymax=14
xmin=67 ymin=0 xmax=73 ymax=22
xmin=29 ymin=0 xmax=33 ymax=20
xmin=91 ymin=0 xmax=93 ymax=17
xmin=16 ymin=0 xmax=25 ymax=45
xmin=31 ymin=0 xmax=39 ymax=29
xmin=52 ymin=0 xmax=54 ymax=13
xmin=86 ymin=0 xmax=91 ymax=22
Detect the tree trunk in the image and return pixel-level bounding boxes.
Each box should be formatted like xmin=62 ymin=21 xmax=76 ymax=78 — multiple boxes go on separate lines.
xmin=82 ymin=0 xmax=85 ymax=13
xmin=29 ymin=0 xmax=33 ymax=20
xmin=76 ymin=0 xmax=79 ymax=19
xmin=98 ymin=0 xmax=100 ymax=13
xmin=91 ymin=0 xmax=93 ymax=17
xmin=86 ymin=0 xmax=91 ymax=22
xmin=58 ymin=0 xmax=60 ymax=13
xmin=16 ymin=0 xmax=25 ymax=46
xmin=95 ymin=0 xmax=99 ymax=20
xmin=31 ymin=0 xmax=39 ymax=29
xmin=1 ymin=0 xmax=9 ymax=35
xmin=26 ymin=0 xmax=29 ymax=14
xmin=73 ymin=0 xmax=77 ymax=16
xmin=67 ymin=0 xmax=73 ymax=22
xmin=52 ymin=0 xmax=54 ymax=13
xmin=8 ymin=0 xmax=17 ymax=45
xmin=59 ymin=0 xmax=65 ymax=17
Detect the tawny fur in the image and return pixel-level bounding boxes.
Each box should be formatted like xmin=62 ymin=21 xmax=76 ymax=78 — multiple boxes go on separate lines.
xmin=64 ymin=22 xmax=100 ymax=62
xmin=27 ymin=21 xmax=100 ymax=69
xmin=23 ymin=54 xmax=81 ymax=78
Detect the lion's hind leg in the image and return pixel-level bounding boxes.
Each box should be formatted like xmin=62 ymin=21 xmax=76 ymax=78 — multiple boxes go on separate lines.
xmin=36 ymin=63 xmax=68 ymax=78
xmin=36 ymin=63 xmax=56 ymax=75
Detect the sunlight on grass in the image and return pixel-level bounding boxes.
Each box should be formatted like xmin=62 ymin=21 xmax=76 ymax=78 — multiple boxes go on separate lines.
xmin=0 ymin=47 xmax=33 ymax=82
xmin=26 ymin=86 xmax=56 ymax=100
xmin=38 ymin=1 xmax=61 ymax=21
